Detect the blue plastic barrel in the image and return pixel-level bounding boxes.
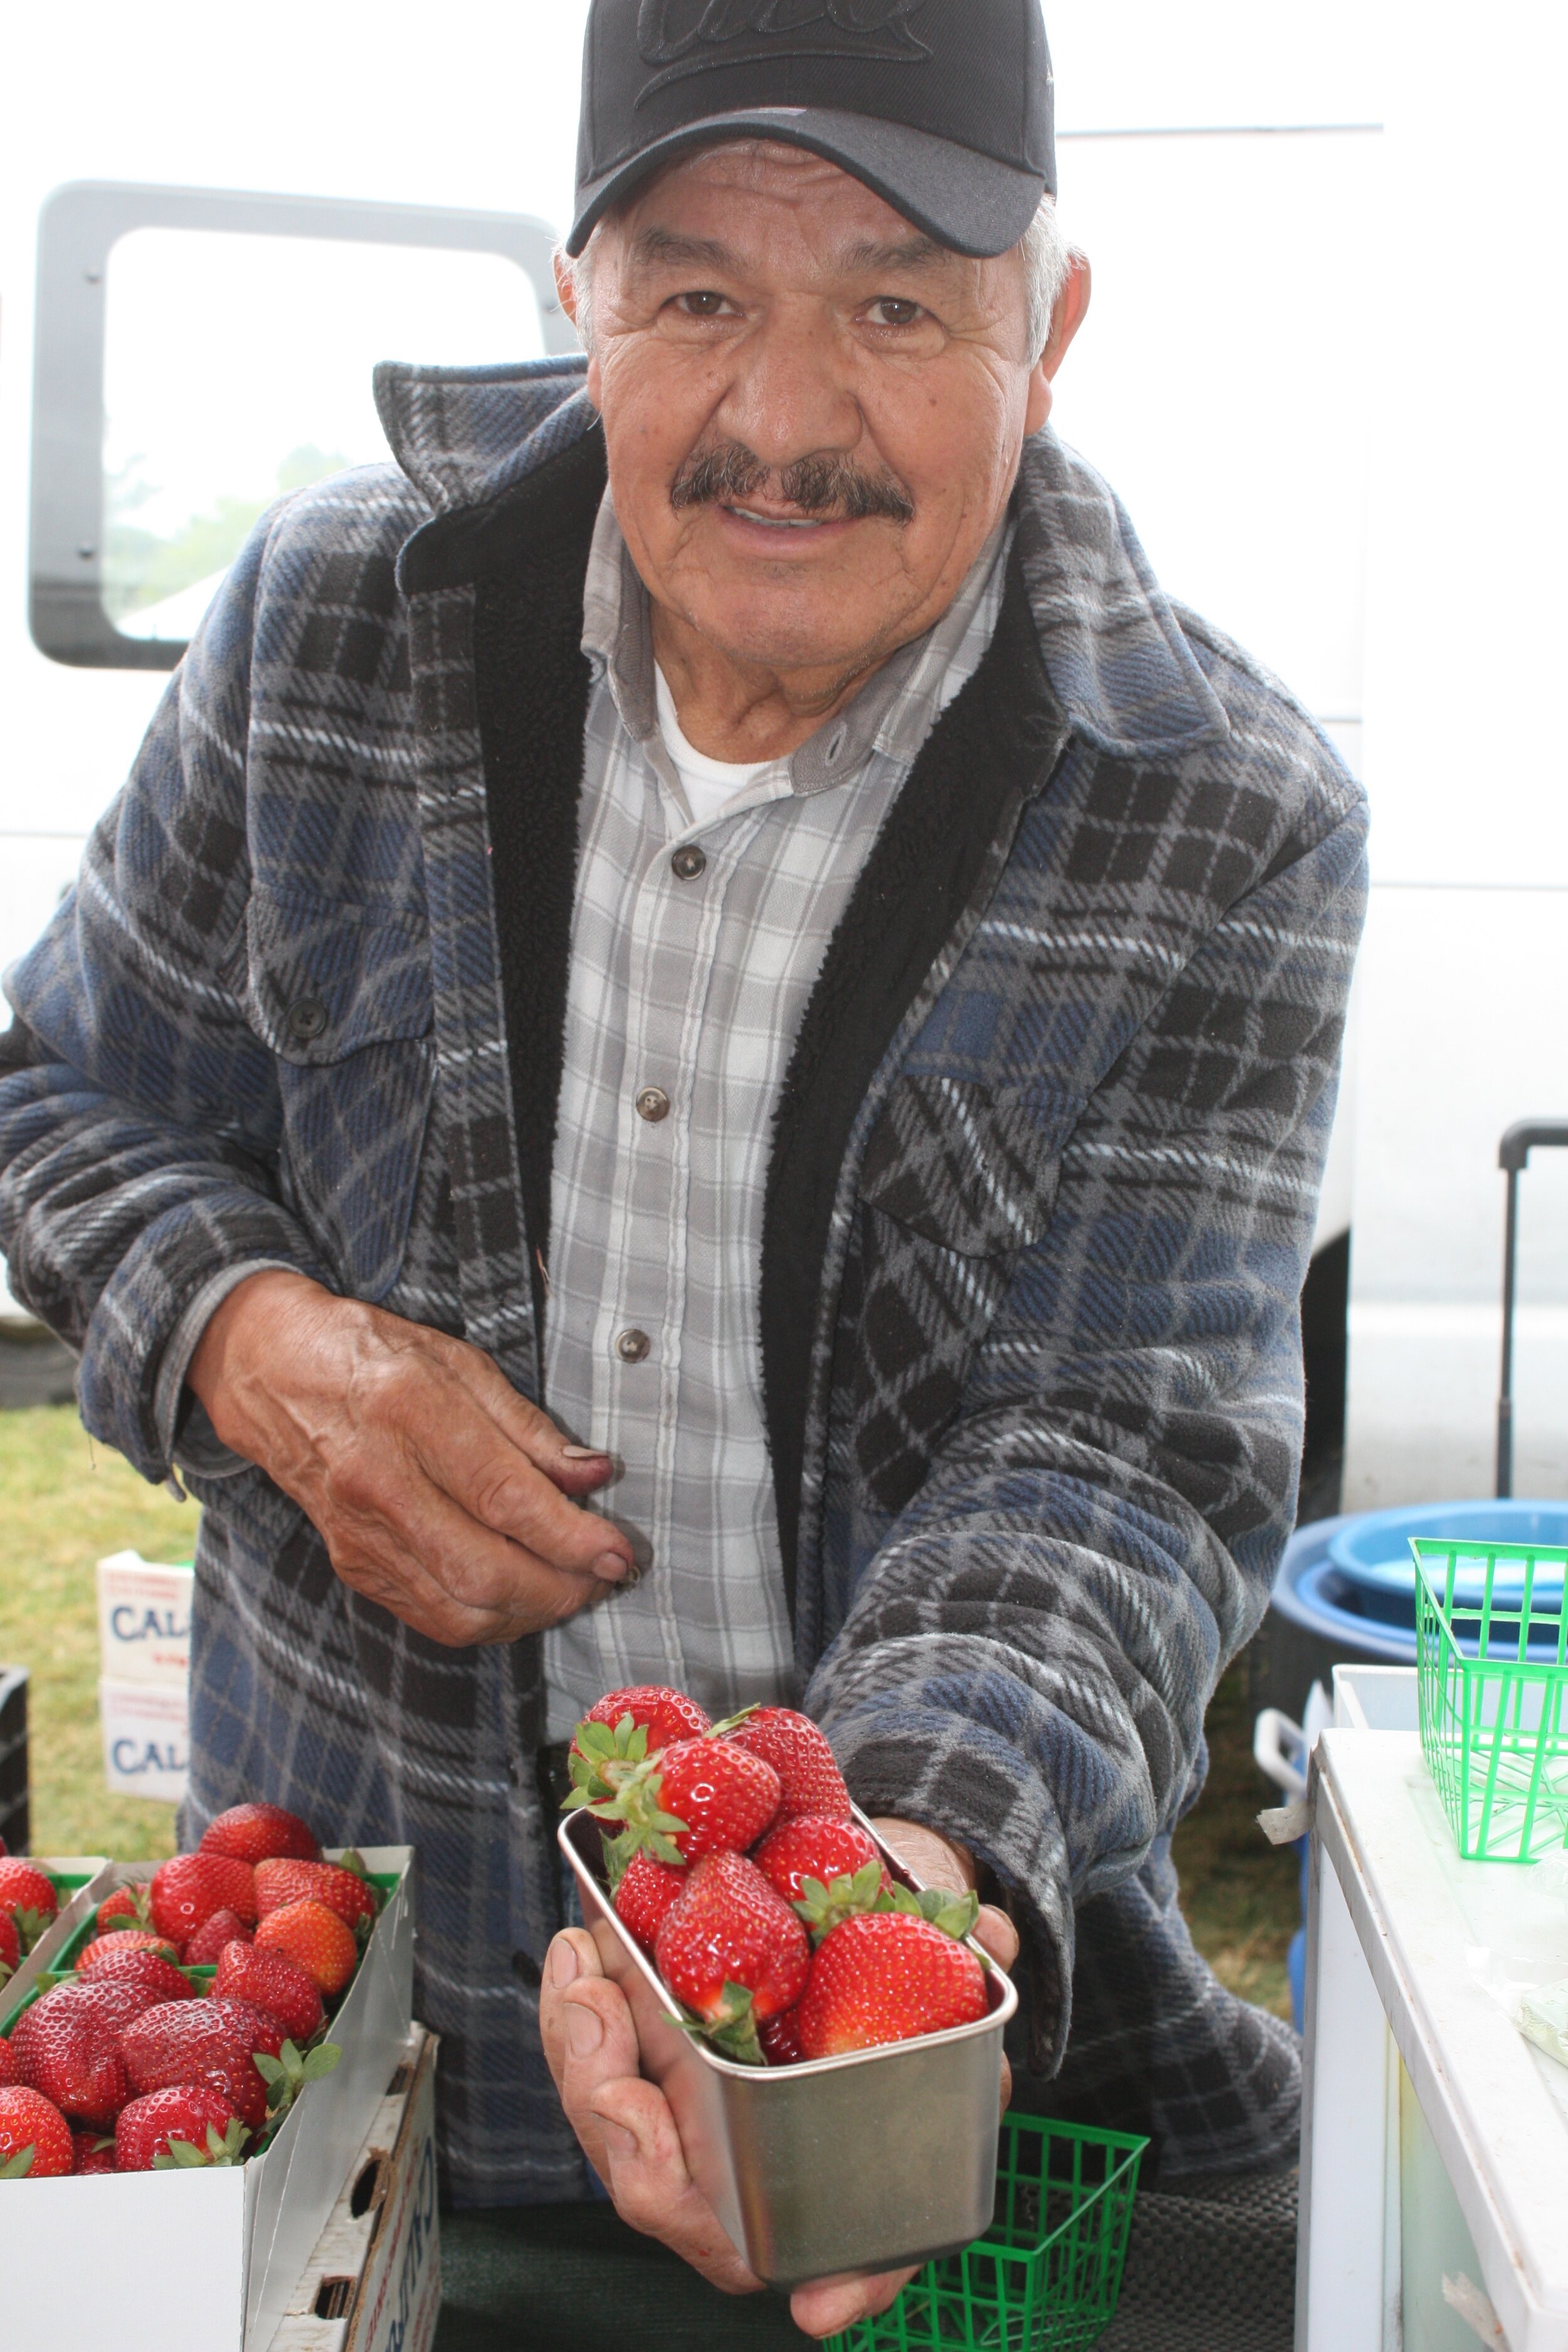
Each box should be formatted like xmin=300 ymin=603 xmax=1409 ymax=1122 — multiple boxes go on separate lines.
xmin=1269 ymin=1496 xmax=1568 ymax=1667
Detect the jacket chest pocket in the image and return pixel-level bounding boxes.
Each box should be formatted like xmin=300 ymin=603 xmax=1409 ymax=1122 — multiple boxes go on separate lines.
xmin=242 ymin=889 xmax=435 ymax=1301
xmin=845 ymin=1076 xmax=1069 ymax=1515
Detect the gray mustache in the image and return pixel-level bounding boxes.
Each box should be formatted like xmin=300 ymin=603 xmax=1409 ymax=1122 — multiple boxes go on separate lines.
xmin=669 ymin=440 xmax=916 ymax=526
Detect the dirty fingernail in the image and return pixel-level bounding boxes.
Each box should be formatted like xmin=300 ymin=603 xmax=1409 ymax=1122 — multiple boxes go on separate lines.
xmin=594 ymin=1550 xmax=633 ymax=1582
xmin=549 ymin=1939 xmax=579 ymax=1991
xmin=561 ymin=1445 xmax=608 ymax=1461
xmin=566 ymin=2005 xmax=603 ymax=2060
xmin=596 ymin=2116 xmax=637 ymax=2160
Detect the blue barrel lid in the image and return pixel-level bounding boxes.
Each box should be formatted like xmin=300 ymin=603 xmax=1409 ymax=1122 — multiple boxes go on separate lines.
xmin=1270 ymin=1499 xmax=1568 ymax=1658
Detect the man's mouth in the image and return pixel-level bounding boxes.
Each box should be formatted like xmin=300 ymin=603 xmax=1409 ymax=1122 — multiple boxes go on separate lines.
xmin=723 ymin=504 xmax=835 ymax=531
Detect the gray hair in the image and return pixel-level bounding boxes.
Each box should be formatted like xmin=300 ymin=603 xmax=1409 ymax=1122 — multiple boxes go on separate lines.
xmin=562 ymin=190 xmax=1071 ymax=365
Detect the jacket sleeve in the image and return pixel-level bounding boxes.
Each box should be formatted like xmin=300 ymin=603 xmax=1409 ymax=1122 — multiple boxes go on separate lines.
xmin=0 ymin=517 xmax=329 ymax=1485
xmin=805 ymin=783 xmax=1367 ymax=2070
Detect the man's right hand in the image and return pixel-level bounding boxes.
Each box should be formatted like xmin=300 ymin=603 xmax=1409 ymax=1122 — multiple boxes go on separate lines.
xmin=186 ymin=1269 xmax=634 ymax=1646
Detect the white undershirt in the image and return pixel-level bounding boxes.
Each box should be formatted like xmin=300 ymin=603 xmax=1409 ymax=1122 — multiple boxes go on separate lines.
xmin=654 ymin=664 xmax=775 ymax=828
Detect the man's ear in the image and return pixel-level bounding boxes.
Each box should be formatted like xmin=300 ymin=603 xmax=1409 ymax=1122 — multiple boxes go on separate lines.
xmin=1024 ymin=250 xmax=1091 ymax=437
xmin=553 ymin=248 xmax=603 ymax=408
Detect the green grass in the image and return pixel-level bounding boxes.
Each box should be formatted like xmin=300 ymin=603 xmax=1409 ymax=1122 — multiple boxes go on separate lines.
xmin=0 ymin=1402 xmax=1301 ymax=2010
xmin=0 ymin=1405 xmax=195 ymax=1860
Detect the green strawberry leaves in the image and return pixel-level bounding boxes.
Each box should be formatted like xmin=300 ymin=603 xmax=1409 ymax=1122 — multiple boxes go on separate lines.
xmin=668 ymin=1983 xmax=766 ymax=2068
xmin=152 ymin=2117 xmax=250 ymax=2169
xmin=872 ymin=1884 xmax=982 ymax=1945
xmin=14 ymin=1907 xmax=51 ymax=1956
xmin=562 ymin=1714 xmax=651 ymax=1811
xmin=254 ymin=2037 xmax=343 ymax=2122
xmin=0 ymin=2144 xmax=35 ymax=2180
xmin=704 ymin=1703 xmax=760 ymax=1740
xmin=792 ymin=1858 xmax=887 ymax=1944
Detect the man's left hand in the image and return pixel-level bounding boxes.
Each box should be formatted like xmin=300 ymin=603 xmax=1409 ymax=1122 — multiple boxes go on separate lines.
xmin=541 ymin=1818 xmax=1017 ymax=2341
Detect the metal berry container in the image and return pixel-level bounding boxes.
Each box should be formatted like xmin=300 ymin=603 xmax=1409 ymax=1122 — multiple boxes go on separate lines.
xmin=558 ymin=1803 xmax=1018 ymax=2289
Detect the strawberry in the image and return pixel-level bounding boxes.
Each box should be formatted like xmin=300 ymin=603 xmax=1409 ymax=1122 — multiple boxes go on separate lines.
xmin=182 ymin=1907 xmax=252 ymax=1966
xmin=213 ymin=1941 xmax=324 ymax=2043
xmin=654 ymin=1852 xmax=810 ymax=2065
xmin=0 ymin=1859 xmax=58 ymax=1953
xmin=95 ymin=1884 xmax=152 ymax=1934
xmin=11 ymin=1985 xmax=129 ymax=2126
xmin=0 ymin=2086 xmax=74 ymax=2178
xmin=758 ymin=2006 xmax=806 ymax=2067
xmin=721 ymin=1708 xmax=850 ymax=1823
xmin=150 ymin=1853 xmax=258 ymax=1943
xmin=115 ymin=2084 xmax=248 ymax=2172
xmin=612 ymin=1852 xmax=688 ymax=1951
xmin=78 ymin=1931 xmax=181 ymax=1975
xmin=119 ymin=1998 xmax=280 ymax=2132
xmin=580 ymin=1736 xmax=781 ymax=1874
xmin=568 ymin=1687 xmax=713 ymax=1810
xmin=199 ymin=1803 xmax=319 ymax=1867
xmin=254 ymin=1858 xmax=376 ymax=1933
xmin=797 ymin=1910 xmax=988 ymax=2059
xmin=752 ymin=1816 xmax=887 ymax=1936
xmin=0 ymin=2038 xmax=14 ymax=2087
xmin=76 ymin=1949 xmax=193 ymax=2006
xmin=254 ymin=1899 xmax=358 ymax=1996
xmin=72 ymin=2128 xmax=118 ymax=2175
xmin=0 ymin=1907 xmax=19 ymax=1980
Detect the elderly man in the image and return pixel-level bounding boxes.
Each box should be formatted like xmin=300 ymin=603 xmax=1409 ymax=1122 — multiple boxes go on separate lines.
xmin=0 ymin=0 xmax=1364 ymax=2336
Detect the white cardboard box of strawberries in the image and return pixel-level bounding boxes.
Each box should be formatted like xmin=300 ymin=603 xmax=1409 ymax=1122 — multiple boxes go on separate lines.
xmin=0 ymin=1811 xmax=415 ymax=2352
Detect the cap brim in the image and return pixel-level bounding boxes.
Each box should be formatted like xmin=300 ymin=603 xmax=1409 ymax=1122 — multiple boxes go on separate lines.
xmin=566 ymin=107 xmax=1045 ymax=259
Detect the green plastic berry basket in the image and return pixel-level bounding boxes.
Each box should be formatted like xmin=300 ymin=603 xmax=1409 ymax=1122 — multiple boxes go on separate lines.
xmin=827 ymin=2114 xmax=1146 ymax=2352
xmin=1413 ymin=1535 xmax=1568 ymax=1862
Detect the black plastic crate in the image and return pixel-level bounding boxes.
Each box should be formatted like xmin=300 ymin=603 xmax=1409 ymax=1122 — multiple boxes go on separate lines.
xmin=0 ymin=1665 xmax=30 ymax=1854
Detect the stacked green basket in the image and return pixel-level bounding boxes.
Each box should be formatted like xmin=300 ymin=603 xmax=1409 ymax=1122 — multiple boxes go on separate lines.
xmin=827 ymin=2114 xmax=1145 ymax=2352
xmin=1412 ymin=1534 xmax=1568 ymax=1862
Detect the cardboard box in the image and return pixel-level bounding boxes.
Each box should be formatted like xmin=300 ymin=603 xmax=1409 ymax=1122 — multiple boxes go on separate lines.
xmin=96 ymin=1551 xmax=194 ymax=1683
xmin=1 ymin=1846 xmax=415 ymax=2352
xmin=272 ymin=2028 xmax=440 ymax=2352
xmin=98 ymin=1677 xmax=190 ymax=1800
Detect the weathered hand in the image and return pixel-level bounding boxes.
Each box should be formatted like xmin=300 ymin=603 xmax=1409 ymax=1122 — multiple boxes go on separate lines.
xmin=187 ymin=1268 xmax=633 ymax=1645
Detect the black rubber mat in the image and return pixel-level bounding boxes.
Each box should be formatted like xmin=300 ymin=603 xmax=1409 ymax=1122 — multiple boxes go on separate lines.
xmin=435 ymin=2170 xmax=1298 ymax=2351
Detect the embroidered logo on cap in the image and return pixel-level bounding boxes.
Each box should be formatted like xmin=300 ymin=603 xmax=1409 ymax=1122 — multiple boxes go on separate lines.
xmin=637 ymin=1 xmax=932 ymax=100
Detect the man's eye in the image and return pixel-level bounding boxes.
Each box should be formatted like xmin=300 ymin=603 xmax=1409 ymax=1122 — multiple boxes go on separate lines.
xmin=675 ymin=290 xmax=732 ymax=319
xmin=866 ymin=298 xmax=923 ymax=328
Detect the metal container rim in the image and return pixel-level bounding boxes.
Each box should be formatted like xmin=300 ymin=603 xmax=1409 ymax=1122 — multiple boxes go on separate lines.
xmin=558 ymin=1804 xmax=1017 ymax=2081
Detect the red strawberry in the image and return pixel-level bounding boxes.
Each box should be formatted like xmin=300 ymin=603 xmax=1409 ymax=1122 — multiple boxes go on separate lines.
xmin=11 ymin=1985 xmax=129 ymax=2126
xmin=0 ymin=1859 xmax=58 ymax=1952
xmin=76 ymin=1949 xmax=193 ymax=2006
xmin=0 ymin=1908 xmax=19 ymax=1978
xmin=115 ymin=2083 xmax=248 ymax=2172
xmin=213 ymin=1942 xmax=324 ymax=2043
xmin=150 ymin=1853 xmax=257 ymax=1943
xmin=72 ymin=2128 xmax=118 ymax=2175
xmin=585 ymin=1737 xmax=781 ymax=1869
xmin=254 ymin=1899 xmax=358 ymax=1996
xmin=797 ymin=1912 xmax=988 ymax=2059
xmin=758 ymin=2006 xmax=807 ymax=2067
xmin=753 ymin=1816 xmax=887 ymax=1923
xmin=0 ymin=2038 xmax=14 ymax=2087
xmin=254 ymin=1858 xmax=376 ymax=1932
xmin=654 ymin=1852 xmax=810 ymax=2064
xmin=182 ymin=1908 xmax=252 ymax=1966
xmin=568 ymin=1687 xmax=712 ymax=1809
xmin=612 ymin=1853 xmax=688 ymax=1951
xmin=78 ymin=1931 xmax=181 ymax=1975
xmin=0 ymin=2086 xmax=74 ymax=2178
xmin=95 ymin=1884 xmax=152 ymax=1934
xmin=199 ymin=1803 xmax=320 ymax=1866
xmin=722 ymin=1708 xmax=850 ymax=1823
xmin=119 ymin=1998 xmax=279 ymax=2132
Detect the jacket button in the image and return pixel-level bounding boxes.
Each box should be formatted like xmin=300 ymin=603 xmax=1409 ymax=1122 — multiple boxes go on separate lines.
xmin=285 ymin=996 xmax=328 ymax=1042
xmin=635 ymin=1086 xmax=670 ymax=1123
xmin=615 ymin=1328 xmax=652 ymax=1364
xmin=670 ymin=844 xmax=706 ymax=881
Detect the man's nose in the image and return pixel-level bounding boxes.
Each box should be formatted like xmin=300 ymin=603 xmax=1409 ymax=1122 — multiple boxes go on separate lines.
xmin=712 ymin=302 xmax=862 ymax=482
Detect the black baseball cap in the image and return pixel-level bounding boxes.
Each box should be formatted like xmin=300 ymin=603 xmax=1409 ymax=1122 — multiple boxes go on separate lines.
xmin=568 ymin=1 xmax=1056 ymax=261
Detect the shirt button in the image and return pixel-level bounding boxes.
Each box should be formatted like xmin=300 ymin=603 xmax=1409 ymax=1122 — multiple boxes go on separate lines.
xmin=635 ymin=1086 xmax=671 ymax=1123
xmin=284 ymin=996 xmax=328 ymax=1043
xmin=670 ymin=844 xmax=707 ymax=881
xmin=615 ymin=1328 xmax=652 ymax=1364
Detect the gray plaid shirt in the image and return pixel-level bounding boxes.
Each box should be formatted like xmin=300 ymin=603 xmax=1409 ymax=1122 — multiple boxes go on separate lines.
xmin=543 ymin=494 xmax=1010 ymax=1736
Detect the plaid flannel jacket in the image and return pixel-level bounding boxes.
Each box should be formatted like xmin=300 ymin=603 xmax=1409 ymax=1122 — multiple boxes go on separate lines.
xmin=0 ymin=359 xmax=1367 ymax=2203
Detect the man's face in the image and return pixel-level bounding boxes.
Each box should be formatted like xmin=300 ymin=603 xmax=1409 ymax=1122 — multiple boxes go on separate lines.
xmin=566 ymin=143 xmax=1069 ymax=688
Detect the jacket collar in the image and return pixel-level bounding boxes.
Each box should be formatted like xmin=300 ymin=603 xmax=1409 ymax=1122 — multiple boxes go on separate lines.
xmin=378 ymin=356 xmax=1226 ymax=763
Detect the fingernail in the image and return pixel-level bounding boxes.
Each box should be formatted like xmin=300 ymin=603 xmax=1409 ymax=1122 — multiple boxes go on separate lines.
xmin=594 ymin=1550 xmax=633 ymax=1583
xmin=596 ymin=2115 xmax=637 ymax=2159
xmin=549 ymin=1939 xmax=579 ymax=1991
xmin=566 ymin=2004 xmax=603 ymax=2058
xmin=561 ymin=1445 xmax=608 ymax=1461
